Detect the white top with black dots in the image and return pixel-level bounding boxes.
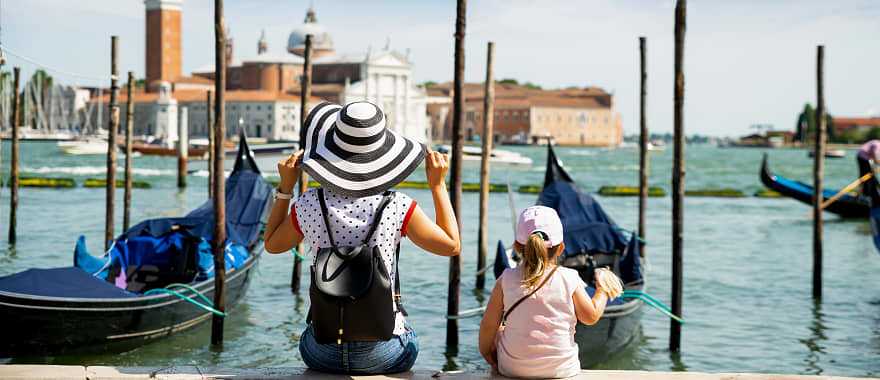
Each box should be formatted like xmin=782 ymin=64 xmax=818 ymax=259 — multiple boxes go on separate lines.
xmin=292 ymin=187 xmax=417 ymax=336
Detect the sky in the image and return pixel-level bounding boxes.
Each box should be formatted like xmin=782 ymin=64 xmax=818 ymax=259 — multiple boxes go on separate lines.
xmin=3 ymin=0 xmax=879 ymax=137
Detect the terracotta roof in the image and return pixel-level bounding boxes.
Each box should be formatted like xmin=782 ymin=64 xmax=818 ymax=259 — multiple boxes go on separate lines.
xmin=833 ymin=117 xmax=880 ymax=128
xmin=172 ymin=76 xmax=215 ymax=85
xmin=93 ymin=89 xmax=322 ymax=104
xmin=429 ymin=82 xmax=612 ymax=109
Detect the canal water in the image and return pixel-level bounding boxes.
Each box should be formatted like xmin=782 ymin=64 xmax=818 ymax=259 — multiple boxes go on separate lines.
xmin=1 ymin=141 xmax=878 ymax=376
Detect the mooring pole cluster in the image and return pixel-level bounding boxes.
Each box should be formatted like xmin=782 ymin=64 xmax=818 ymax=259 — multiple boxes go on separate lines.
xmin=211 ymin=0 xmax=228 ymax=347
xmin=812 ymin=45 xmax=825 ymax=300
xmin=476 ymin=41 xmax=495 ymax=290
xmin=670 ymin=0 xmax=686 ymax=353
xmin=446 ymin=0 xmax=467 ymax=351
xmin=292 ymin=34 xmax=313 ymax=293
xmin=105 ymin=36 xmax=120 ymax=252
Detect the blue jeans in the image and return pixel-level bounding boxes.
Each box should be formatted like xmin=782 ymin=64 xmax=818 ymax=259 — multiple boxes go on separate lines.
xmin=299 ymin=323 xmax=419 ymax=375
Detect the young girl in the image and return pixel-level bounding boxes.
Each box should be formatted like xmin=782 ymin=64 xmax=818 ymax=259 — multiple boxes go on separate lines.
xmin=479 ymin=206 xmax=621 ymax=378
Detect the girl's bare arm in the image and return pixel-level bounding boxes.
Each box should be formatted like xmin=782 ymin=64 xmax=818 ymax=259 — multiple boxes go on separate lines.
xmin=572 ymin=286 xmax=608 ymax=325
xmin=479 ymin=280 xmax=504 ymax=371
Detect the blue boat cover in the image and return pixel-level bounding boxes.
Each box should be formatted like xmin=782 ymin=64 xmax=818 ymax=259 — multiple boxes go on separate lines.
xmin=537 ymin=179 xmax=626 ymax=257
xmin=1 ymin=134 xmax=272 ymax=299
xmin=0 ymin=267 xmax=134 ymax=298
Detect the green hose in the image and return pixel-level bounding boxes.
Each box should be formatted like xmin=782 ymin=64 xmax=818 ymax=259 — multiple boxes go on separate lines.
xmin=621 ymin=290 xmax=685 ymax=324
xmin=144 ymin=284 xmax=226 ymax=317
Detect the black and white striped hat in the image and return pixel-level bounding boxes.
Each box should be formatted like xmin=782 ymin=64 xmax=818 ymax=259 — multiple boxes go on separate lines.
xmin=300 ymin=101 xmax=427 ymax=198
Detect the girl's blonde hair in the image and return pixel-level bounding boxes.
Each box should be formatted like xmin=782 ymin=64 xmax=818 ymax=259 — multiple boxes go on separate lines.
xmin=518 ymin=232 xmax=556 ymax=289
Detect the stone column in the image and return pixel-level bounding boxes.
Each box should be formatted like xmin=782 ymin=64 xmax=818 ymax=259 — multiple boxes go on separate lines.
xmin=393 ymin=74 xmax=401 ymax=133
xmin=375 ymin=73 xmax=383 ymax=110
xmin=404 ymin=74 xmax=410 ymax=138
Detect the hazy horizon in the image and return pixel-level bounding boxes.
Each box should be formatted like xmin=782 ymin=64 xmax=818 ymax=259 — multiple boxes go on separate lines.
xmin=4 ymin=0 xmax=879 ymax=137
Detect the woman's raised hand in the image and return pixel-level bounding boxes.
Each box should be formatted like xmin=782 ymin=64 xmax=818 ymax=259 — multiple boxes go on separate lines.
xmin=425 ymin=149 xmax=449 ymax=189
xmin=277 ymin=150 xmax=304 ymax=193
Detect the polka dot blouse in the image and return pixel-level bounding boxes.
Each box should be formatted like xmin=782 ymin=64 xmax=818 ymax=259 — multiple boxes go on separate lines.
xmin=291 ymin=187 xmax=417 ymax=336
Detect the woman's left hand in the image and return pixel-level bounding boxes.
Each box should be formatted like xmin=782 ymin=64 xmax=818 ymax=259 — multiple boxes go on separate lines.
xmin=277 ymin=150 xmax=304 ymax=193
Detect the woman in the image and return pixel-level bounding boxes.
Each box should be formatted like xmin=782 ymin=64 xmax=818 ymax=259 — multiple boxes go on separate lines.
xmin=263 ymin=101 xmax=460 ymax=375
xmin=479 ymin=206 xmax=619 ymax=378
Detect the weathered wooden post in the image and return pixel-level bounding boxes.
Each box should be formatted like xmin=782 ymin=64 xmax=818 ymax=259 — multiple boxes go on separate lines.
xmin=207 ymin=90 xmax=214 ymax=198
xmin=105 ymin=36 xmax=121 ymax=251
xmin=291 ymin=34 xmax=313 ymax=293
xmin=812 ymin=45 xmax=825 ymax=300
xmin=123 ymin=71 xmax=135 ymax=231
xmin=178 ymin=107 xmax=189 ymax=188
xmin=7 ymin=67 xmax=20 ymax=244
xmin=670 ymin=0 xmax=686 ymax=353
xmin=447 ymin=0 xmax=466 ymax=350
xmin=638 ymin=37 xmax=648 ymax=257
xmin=211 ymin=0 xmax=228 ymax=347
xmin=476 ymin=41 xmax=495 ymax=290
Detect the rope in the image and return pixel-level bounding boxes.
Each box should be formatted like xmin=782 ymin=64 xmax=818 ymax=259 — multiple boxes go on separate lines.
xmin=0 ymin=45 xmax=106 ymax=82
xmin=290 ymin=248 xmax=307 ymax=261
xmin=475 ymin=264 xmax=492 ymax=276
xmin=621 ymin=290 xmax=684 ymax=324
xmin=143 ymin=284 xmax=226 ymax=317
xmin=447 ymin=306 xmax=486 ymax=320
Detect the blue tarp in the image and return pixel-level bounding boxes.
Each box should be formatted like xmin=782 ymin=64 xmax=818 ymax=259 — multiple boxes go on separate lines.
xmin=0 ymin=267 xmax=134 ymax=298
xmin=536 ymin=179 xmax=627 ymax=257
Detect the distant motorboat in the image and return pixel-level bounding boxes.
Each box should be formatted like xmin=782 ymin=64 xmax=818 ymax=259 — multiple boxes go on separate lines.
xmin=808 ymin=149 xmax=846 ymax=159
xmin=436 ymin=145 xmax=533 ymax=165
xmin=57 ymin=139 xmax=111 ymax=155
xmin=647 ymin=141 xmax=666 ymax=151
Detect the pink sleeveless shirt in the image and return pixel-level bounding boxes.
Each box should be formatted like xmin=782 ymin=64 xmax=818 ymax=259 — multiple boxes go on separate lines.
xmin=497 ymin=266 xmax=585 ymax=379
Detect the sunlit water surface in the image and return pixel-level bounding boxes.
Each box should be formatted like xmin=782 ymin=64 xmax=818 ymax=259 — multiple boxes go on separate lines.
xmin=1 ymin=141 xmax=879 ymax=376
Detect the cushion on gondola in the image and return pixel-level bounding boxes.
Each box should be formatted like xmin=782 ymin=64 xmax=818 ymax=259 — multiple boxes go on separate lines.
xmin=0 ymin=267 xmax=135 ymax=298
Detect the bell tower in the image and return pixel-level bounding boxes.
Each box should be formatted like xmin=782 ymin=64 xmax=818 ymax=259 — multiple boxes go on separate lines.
xmin=145 ymin=0 xmax=183 ymax=91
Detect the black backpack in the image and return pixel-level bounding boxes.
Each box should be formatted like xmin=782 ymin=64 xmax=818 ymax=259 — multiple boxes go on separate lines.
xmin=308 ymin=188 xmax=406 ymax=344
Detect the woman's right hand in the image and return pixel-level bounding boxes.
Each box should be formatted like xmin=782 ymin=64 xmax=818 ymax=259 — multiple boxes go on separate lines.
xmin=277 ymin=150 xmax=304 ymax=193
xmin=425 ymin=149 xmax=449 ymax=189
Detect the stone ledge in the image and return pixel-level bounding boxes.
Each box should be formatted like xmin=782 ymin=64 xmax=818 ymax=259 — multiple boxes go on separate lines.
xmin=0 ymin=366 xmax=874 ymax=380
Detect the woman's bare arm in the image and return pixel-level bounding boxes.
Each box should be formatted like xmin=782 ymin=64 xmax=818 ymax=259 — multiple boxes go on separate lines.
xmin=406 ymin=150 xmax=460 ymax=256
xmin=263 ymin=151 xmax=304 ymax=254
xmin=479 ymin=279 xmax=504 ymax=371
xmin=572 ymin=285 xmax=608 ymax=325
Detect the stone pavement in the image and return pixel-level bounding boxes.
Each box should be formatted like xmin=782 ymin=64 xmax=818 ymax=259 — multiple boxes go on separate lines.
xmin=0 ymin=366 xmax=875 ymax=380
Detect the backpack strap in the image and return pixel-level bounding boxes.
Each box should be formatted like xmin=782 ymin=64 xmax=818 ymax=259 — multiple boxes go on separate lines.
xmin=362 ymin=191 xmax=394 ymax=245
xmin=501 ymin=265 xmax=559 ymax=327
xmin=317 ymin=188 xmax=336 ymax=248
xmin=394 ymin=243 xmax=407 ymax=316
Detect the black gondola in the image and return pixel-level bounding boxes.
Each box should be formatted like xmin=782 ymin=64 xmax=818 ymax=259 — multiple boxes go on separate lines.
xmin=0 ymin=132 xmax=273 ymax=357
xmin=760 ymin=153 xmax=868 ymax=218
xmin=494 ymin=144 xmax=644 ymax=368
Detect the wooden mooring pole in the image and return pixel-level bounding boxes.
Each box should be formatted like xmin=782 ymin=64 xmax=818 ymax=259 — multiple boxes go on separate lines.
xmin=105 ymin=36 xmax=121 ymax=251
xmin=178 ymin=107 xmax=188 ymax=188
xmin=207 ymin=90 xmax=214 ymax=198
xmin=638 ymin=37 xmax=648 ymax=257
xmin=447 ymin=0 xmax=466 ymax=350
xmin=7 ymin=67 xmax=20 ymax=245
xmin=123 ymin=71 xmax=134 ymax=231
xmin=292 ymin=34 xmax=313 ymax=293
xmin=670 ymin=0 xmax=686 ymax=353
xmin=812 ymin=45 xmax=825 ymax=300
xmin=211 ymin=0 xmax=228 ymax=347
xmin=476 ymin=41 xmax=494 ymax=290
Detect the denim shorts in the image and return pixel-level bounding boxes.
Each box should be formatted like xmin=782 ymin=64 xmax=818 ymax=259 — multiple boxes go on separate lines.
xmin=299 ymin=323 xmax=419 ymax=375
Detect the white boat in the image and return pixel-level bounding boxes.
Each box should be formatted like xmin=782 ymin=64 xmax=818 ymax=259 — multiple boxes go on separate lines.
xmin=647 ymin=141 xmax=666 ymax=151
xmin=808 ymin=149 xmax=846 ymax=159
xmin=57 ymin=139 xmax=111 ymax=155
xmin=436 ymin=145 xmax=533 ymax=165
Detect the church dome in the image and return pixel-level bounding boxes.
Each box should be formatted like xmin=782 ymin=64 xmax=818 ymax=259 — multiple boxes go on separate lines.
xmin=287 ymin=8 xmax=334 ymax=57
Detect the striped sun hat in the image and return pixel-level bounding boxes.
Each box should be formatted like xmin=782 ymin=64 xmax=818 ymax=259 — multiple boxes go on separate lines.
xmin=300 ymin=101 xmax=427 ymax=198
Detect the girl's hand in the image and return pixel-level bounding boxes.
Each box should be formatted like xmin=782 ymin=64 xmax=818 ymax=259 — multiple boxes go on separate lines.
xmin=425 ymin=149 xmax=449 ymax=189
xmin=277 ymin=150 xmax=304 ymax=193
xmin=594 ymin=268 xmax=623 ymax=299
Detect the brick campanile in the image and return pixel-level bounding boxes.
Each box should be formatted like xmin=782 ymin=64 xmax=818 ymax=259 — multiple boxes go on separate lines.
xmin=145 ymin=0 xmax=183 ymax=91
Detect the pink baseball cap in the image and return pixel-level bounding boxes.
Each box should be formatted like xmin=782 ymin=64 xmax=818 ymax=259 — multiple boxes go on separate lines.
xmin=515 ymin=206 xmax=564 ymax=248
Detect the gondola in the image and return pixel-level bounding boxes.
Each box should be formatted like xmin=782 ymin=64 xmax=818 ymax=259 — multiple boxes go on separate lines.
xmin=0 ymin=131 xmax=273 ymax=357
xmin=494 ymin=144 xmax=644 ymax=368
xmin=760 ymin=153 xmax=869 ymax=218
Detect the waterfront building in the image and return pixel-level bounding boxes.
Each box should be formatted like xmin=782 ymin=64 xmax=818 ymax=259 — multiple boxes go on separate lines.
xmin=426 ymin=83 xmax=622 ymax=147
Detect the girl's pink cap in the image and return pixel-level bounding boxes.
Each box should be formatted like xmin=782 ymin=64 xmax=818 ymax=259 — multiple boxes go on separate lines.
xmin=515 ymin=206 xmax=564 ymax=247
